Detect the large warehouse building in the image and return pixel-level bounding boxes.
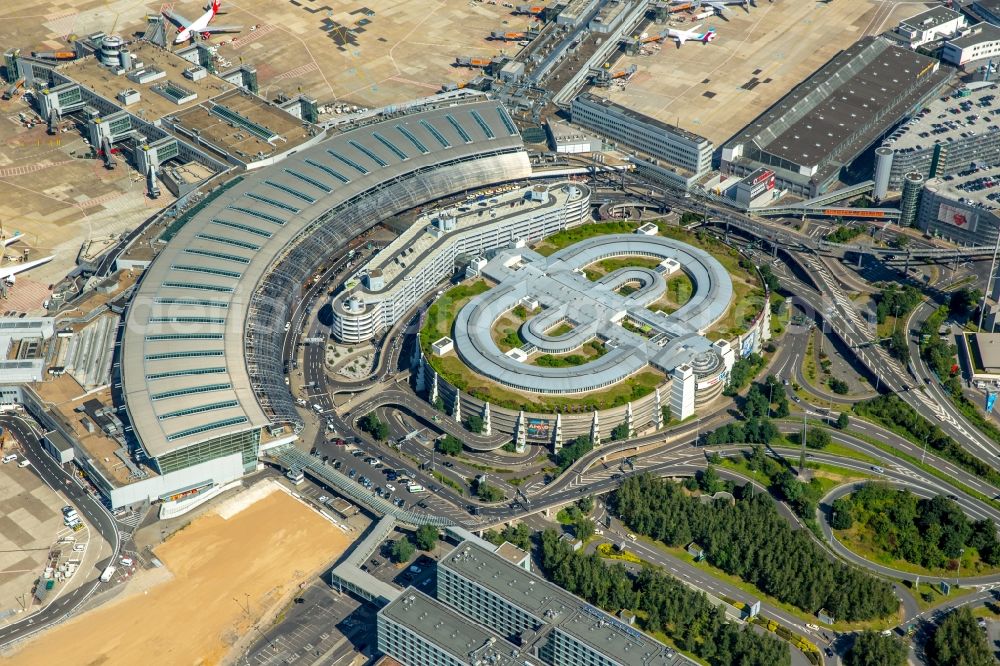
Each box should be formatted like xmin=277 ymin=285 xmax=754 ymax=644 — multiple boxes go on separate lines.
xmin=721 ymin=36 xmax=949 ymax=196
xmin=111 ymin=98 xmax=533 ymax=508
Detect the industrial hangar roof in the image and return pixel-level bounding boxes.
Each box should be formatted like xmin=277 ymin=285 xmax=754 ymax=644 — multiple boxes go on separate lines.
xmin=725 ymin=37 xmax=947 ymax=183
xmin=121 ymin=99 xmax=525 ymax=459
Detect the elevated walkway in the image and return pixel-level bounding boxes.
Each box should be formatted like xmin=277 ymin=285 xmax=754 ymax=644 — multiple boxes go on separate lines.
xmin=269 ymin=445 xmax=456 ymax=527
xmin=783 ymin=181 xmax=875 ymax=209
xmin=754 ymin=205 xmax=900 ymax=220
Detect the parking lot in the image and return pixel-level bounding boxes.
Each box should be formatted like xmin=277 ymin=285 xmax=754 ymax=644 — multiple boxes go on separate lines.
xmin=246 ymin=581 xmax=376 ymax=666
xmin=0 ymin=452 xmax=74 ymax=619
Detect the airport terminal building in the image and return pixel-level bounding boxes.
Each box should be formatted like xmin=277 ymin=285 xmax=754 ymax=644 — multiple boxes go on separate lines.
xmin=570 ymin=92 xmax=714 ymax=189
xmin=110 ymin=97 xmax=533 ymax=508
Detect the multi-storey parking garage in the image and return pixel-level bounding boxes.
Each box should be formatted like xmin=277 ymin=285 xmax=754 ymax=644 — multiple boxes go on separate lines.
xmin=451 ymin=234 xmax=732 ymax=395
xmin=331 ymin=181 xmax=591 ymax=343
xmin=118 ymin=98 xmax=532 ymax=500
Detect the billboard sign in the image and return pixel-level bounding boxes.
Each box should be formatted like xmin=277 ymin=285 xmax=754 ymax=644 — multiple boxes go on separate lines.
xmin=526 ymin=418 xmax=551 ymax=440
xmin=937 ymin=203 xmax=977 ymax=232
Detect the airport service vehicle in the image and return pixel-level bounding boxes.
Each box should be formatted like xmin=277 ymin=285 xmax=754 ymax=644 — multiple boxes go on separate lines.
xmin=407 ymin=483 xmax=425 ymax=493
xmin=100 ymin=566 xmax=116 ymax=582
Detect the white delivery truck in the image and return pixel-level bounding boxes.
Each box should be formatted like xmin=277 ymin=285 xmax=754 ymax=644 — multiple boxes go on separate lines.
xmin=100 ymin=566 xmax=116 ymax=583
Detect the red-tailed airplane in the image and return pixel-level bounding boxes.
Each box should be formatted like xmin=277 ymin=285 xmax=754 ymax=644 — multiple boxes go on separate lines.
xmin=163 ymin=1 xmax=242 ymax=44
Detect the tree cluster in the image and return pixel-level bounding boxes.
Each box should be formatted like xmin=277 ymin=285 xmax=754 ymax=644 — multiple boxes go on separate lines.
xmin=610 ymin=474 xmax=899 ymax=621
xmin=927 ymin=607 xmax=994 ymax=666
xmin=703 ymin=380 xmax=785 ymax=446
xmin=414 ymin=525 xmax=439 ymax=551
xmin=949 ymin=287 xmax=983 ymax=319
xmin=834 ymin=483 xmax=1000 ymax=568
xmin=483 ymin=523 xmax=532 ymax=551
xmin=844 ymin=631 xmax=908 ymax=666
xmin=874 ymin=284 xmax=922 ymax=324
xmin=556 ymin=435 xmax=593 ymax=472
xmin=828 ymin=377 xmax=849 ymax=395
xmin=538 ymin=529 xmax=790 ymax=666
xmin=389 ymin=537 xmax=414 ymax=563
xmin=758 ymin=264 xmax=780 ymax=293
xmin=359 ymin=413 xmax=388 ymax=441
xmin=825 ymin=225 xmax=865 ymax=244
xmin=472 ymin=477 xmax=505 ymax=503
xmin=610 ymin=423 xmax=630 ymax=441
xmin=436 ymin=434 xmax=462 ymax=456
xmin=723 ymin=354 xmax=767 ymax=396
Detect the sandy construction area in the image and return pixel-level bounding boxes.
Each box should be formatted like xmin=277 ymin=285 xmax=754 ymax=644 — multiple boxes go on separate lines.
xmin=5 ymin=483 xmax=351 ymax=666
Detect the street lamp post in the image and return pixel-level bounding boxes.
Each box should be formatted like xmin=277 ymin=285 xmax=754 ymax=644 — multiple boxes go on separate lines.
xmin=799 ymin=409 xmax=808 ymax=474
xmin=956 ymin=548 xmax=965 ymax=587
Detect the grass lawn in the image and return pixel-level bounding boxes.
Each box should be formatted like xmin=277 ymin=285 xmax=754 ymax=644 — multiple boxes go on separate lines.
xmin=420 ymin=280 xmax=490 ymax=352
xmin=833 ymin=520 xmax=1000 ymax=578
xmin=533 ymin=221 xmax=640 ymax=256
xmin=583 ymin=256 xmax=663 ymax=281
xmin=547 ymin=321 xmax=575 ymax=337
xmin=911 ymin=581 xmax=978 ymax=612
xmin=531 ymin=340 xmax=607 ymax=368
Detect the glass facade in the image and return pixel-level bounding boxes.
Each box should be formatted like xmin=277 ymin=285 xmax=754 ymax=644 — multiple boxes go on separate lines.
xmin=154 ymin=427 xmax=260 ymax=474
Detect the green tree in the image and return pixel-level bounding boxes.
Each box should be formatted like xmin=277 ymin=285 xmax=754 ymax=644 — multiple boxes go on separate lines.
xmin=611 ymin=423 xmax=630 ymax=441
xmin=836 ymin=412 xmax=850 ymax=430
xmin=699 ymin=465 xmax=723 ymax=494
xmin=949 ymin=288 xmax=982 ymax=319
xmin=574 ymin=516 xmax=595 ymax=540
xmin=804 ymin=428 xmax=831 ymax=450
xmin=390 ymin=537 xmax=414 ymax=563
xmin=359 ymin=413 xmax=388 ymax=441
xmin=437 ymin=434 xmax=462 ymax=456
xmin=661 ymin=404 xmax=672 ymax=424
xmin=828 ymin=377 xmax=849 ymax=395
xmin=414 ymin=525 xmax=439 ymax=551
xmin=466 ymin=414 xmax=485 ymax=433
xmin=831 ymin=497 xmax=854 ymax=530
xmin=578 ymin=495 xmax=595 ymax=514
xmin=927 ymin=607 xmax=994 ymax=666
xmin=556 ymin=436 xmax=593 ymax=472
xmin=845 ymin=631 xmax=908 ymax=666
xmin=884 ymin=329 xmax=909 ymax=361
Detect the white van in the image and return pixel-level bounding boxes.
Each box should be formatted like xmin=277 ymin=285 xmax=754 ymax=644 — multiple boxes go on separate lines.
xmin=18 ymin=459 xmax=31 ymax=468
xmin=407 ymin=483 xmax=425 ymax=493
xmin=2 ymin=454 xmax=18 ymax=464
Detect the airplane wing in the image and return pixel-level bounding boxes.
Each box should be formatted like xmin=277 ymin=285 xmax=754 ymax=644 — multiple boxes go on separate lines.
xmin=675 ymin=34 xmax=687 ymax=46
xmin=0 ymin=255 xmax=54 ymax=283
xmin=161 ymin=8 xmax=193 ymax=29
xmin=200 ymin=24 xmax=243 ymax=35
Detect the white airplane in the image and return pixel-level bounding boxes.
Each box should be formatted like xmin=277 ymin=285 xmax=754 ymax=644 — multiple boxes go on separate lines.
xmin=667 ymin=24 xmax=718 ymax=46
xmin=0 ymin=235 xmax=53 ymax=285
xmin=162 ymin=1 xmax=242 ymax=44
xmin=704 ymin=0 xmax=752 ymax=14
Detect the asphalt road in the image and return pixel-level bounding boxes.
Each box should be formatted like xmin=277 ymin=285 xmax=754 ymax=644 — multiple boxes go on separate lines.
xmin=0 ymin=413 xmax=121 ymax=649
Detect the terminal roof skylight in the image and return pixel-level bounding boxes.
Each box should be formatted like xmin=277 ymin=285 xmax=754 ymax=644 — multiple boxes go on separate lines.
xmin=245 ymin=191 xmax=301 ymax=213
xmin=446 ymin=113 xmax=473 ymax=143
xmin=373 ymin=132 xmax=408 ymax=160
xmin=327 ymin=149 xmax=370 ymax=175
xmin=349 ymin=139 xmax=389 ymax=167
xmin=397 ymin=125 xmax=429 ymax=154
xmin=210 ymin=219 xmax=272 ymax=238
xmin=420 ymin=119 xmax=451 ymax=148
xmin=283 ymin=168 xmax=332 ymax=193
xmin=305 ymin=158 xmax=350 ymax=183
xmin=470 ymin=110 xmax=495 ymax=139
xmin=196 ymin=233 xmax=261 ymax=251
xmin=227 ymin=205 xmax=286 ymax=225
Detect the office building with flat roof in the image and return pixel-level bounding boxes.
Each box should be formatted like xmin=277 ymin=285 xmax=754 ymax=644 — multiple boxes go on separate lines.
xmin=431 ymin=540 xmax=692 ymax=666
xmin=570 ymin=92 xmax=713 ymax=189
xmin=943 ymin=22 xmax=1000 ymax=67
xmin=892 ymin=6 xmax=967 ymax=47
xmin=378 ymin=589 xmax=545 ymax=666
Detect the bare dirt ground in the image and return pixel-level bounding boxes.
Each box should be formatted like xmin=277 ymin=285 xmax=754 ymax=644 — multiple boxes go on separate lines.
xmin=4 ymin=482 xmax=352 ymax=666
xmin=595 ymin=0 xmax=934 ymax=145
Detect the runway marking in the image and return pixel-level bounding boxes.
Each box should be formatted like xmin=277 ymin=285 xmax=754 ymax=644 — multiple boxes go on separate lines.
xmin=229 ymin=24 xmax=275 ymax=50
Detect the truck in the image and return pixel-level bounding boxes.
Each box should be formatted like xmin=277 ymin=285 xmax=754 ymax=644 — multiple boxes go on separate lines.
xmin=100 ymin=566 xmax=116 ymax=583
